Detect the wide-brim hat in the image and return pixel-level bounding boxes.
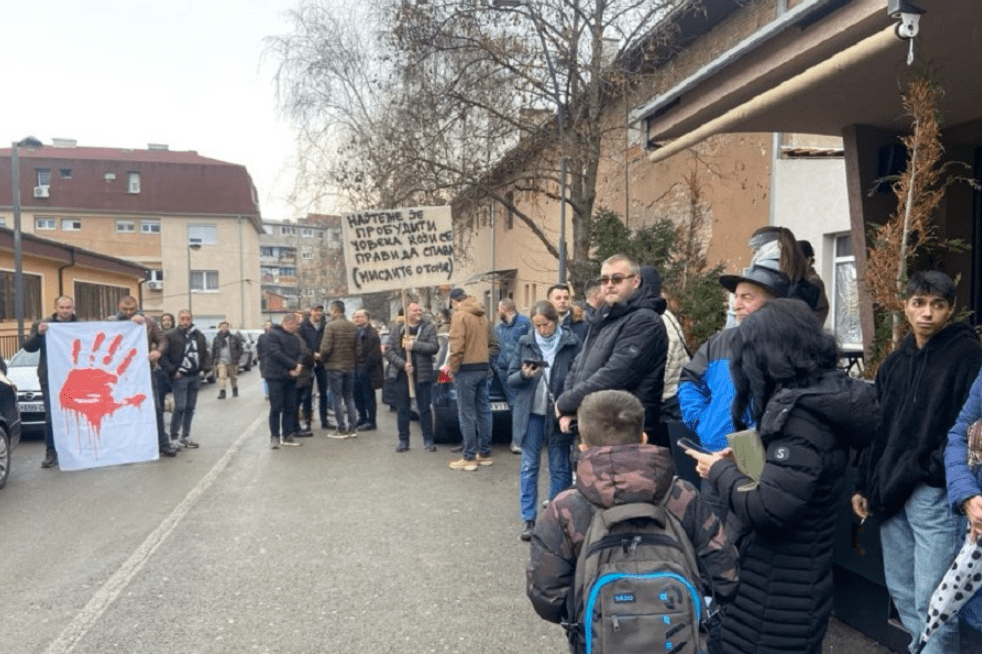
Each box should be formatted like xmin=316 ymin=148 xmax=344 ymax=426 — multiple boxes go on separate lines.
xmin=718 ymin=264 xmax=790 ymax=298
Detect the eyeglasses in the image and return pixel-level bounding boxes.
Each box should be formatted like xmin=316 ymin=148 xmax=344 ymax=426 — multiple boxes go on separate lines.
xmin=597 ymin=273 xmax=636 ymax=286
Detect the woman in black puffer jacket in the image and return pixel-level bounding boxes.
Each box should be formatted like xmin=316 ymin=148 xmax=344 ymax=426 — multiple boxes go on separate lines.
xmin=685 ymin=299 xmax=877 ymax=654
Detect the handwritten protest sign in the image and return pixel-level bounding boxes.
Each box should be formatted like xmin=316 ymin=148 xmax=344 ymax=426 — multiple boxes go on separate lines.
xmin=341 ymin=206 xmax=454 ymax=292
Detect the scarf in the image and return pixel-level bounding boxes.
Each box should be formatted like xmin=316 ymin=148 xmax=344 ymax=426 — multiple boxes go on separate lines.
xmin=179 ymin=326 xmax=201 ymax=375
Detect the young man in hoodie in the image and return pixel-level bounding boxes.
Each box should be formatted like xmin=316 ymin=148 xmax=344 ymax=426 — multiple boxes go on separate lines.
xmin=852 ymin=271 xmax=982 ymax=654
xmin=527 ymin=389 xmax=738 ymax=634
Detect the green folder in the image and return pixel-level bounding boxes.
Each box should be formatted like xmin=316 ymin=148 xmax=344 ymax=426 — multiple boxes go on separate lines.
xmin=726 ymin=428 xmax=765 ymax=491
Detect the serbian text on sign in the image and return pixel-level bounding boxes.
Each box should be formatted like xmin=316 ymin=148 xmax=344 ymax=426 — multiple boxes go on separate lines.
xmin=341 ymin=206 xmax=453 ymax=292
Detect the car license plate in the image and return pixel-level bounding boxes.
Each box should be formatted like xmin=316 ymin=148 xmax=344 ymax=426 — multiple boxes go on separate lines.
xmin=490 ymin=402 xmax=509 ymax=411
xmin=19 ymin=402 xmax=44 ymax=413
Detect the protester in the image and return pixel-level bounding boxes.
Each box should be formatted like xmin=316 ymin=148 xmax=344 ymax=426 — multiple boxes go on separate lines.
xmin=660 ymin=290 xmax=690 ymax=423
xmin=527 ymin=390 xmax=738 ymax=637
xmin=24 ymin=295 xmax=79 ymax=469
xmin=256 ymin=320 xmax=273 ymax=399
xmin=158 ymin=310 xmax=211 ymax=449
xmin=262 ymin=313 xmax=305 ymax=448
xmin=508 ymin=301 xmax=580 ymax=541
xmin=547 ymin=284 xmax=587 ymax=343
xmin=578 ymin=277 xmax=603 ymax=322
xmin=299 ymin=305 xmax=332 ymax=430
xmin=320 ymin=300 xmax=359 ymax=438
xmin=114 ymin=295 xmax=179 ymax=457
xmin=291 ymin=311 xmax=315 ymax=437
xmin=446 ymin=288 xmax=495 ymax=471
xmin=686 ymin=298 xmax=876 ymax=654
xmin=852 ymin=271 xmax=982 ymax=654
xmin=211 ymin=321 xmax=243 ymax=400
xmin=747 ymin=226 xmax=821 ymax=311
xmin=555 ymin=255 xmax=668 ymax=444
xmin=798 ymin=239 xmax=830 ymax=324
xmin=494 ymin=298 xmax=531 ymax=454
xmin=353 ymin=309 xmax=383 ymax=432
xmin=677 ymin=264 xmax=787 ymax=518
xmin=385 ymin=302 xmax=439 ymax=452
xmin=159 ymin=313 xmax=175 ymax=330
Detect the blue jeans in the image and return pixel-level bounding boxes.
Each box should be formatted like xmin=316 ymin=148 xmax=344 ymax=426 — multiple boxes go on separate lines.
xmin=327 ymin=369 xmax=357 ymax=431
xmin=880 ymin=483 xmax=963 ymax=654
xmin=455 ymin=368 xmax=492 ymax=460
xmin=169 ymin=373 xmax=201 ymax=439
xmin=519 ymin=414 xmax=572 ymax=521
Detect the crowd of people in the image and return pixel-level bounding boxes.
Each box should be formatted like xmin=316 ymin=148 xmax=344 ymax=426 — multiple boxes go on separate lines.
xmin=22 ymin=224 xmax=982 ymax=652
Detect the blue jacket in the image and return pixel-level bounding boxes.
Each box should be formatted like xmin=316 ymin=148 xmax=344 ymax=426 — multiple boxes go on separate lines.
xmin=494 ymin=313 xmax=531 ymax=375
xmin=677 ymin=327 xmax=753 ymax=452
xmin=508 ymin=327 xmax=580 ymax=447
xmin=945 ymin=367 xmax=982 ymax=513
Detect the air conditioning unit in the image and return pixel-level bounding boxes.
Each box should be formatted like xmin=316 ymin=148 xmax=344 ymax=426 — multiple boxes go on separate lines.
xmin=146 ymin=281 xmax=164 ymax=290
xmin=34 ymin=186 xmax=50 ymax=198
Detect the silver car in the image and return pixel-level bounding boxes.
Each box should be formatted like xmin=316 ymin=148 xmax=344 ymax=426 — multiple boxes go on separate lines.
xmin=7 ymin=349 xmax=44 ymax=433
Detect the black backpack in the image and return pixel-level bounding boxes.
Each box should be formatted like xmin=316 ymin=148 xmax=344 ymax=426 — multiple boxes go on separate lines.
xmin=564 ymin=498 xmax=709 ymax=654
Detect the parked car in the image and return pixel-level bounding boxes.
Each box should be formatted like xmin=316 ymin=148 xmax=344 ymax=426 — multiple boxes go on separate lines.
xmin=430 ymin=334 xmax=512 ymax=444
xmin=0 ymin=355 xmax=23 ymax=488
xmin=7 ymin=348 xmax=44 ymax=434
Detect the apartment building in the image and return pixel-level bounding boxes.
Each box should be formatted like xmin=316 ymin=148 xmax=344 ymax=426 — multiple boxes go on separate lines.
xmin=0 ymin=139 xmax=263 ymax=329
xmin=260 ymin=214 xmax=346 ymax=316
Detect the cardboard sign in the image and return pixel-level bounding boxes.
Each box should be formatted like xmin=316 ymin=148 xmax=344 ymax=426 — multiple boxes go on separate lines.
xmin=341 ymin=206 xmax=454 ymax=292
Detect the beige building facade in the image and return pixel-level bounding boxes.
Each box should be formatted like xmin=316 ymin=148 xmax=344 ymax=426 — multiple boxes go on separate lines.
xmin=0 ymin=141 xmax=263 ymax=330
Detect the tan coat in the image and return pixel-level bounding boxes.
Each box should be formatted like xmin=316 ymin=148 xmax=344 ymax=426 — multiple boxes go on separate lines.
xmin=447 ymin=296 xmax=490 ymax=374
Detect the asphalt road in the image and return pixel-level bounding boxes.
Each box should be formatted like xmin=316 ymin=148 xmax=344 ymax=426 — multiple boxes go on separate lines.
xmin=1 ymin=371 xmax=895 ymax=653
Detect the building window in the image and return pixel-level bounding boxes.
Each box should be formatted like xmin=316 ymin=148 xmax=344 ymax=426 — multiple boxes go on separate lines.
xmin=0 ymin=217 xmax=5 ymax=227
xmin=74 ymin=281 xmax=130 ymax=322
xmin=60 ymin=169 xmax=72 ymax=179
xmin=141 ymin=220 xmax=160 ymax=233
xmin=36 ymin=217 xmax=56 ymax=230
xmin=190 ymin=270 xmax=219 ymax=292
xmin=36 ymin=169 xmax=51 ymax=187
xmin=301 ymin=228 xmax=314 ymax=238
xmin=116 ymin=220 xmax=136 ymax=233
xmin=188 ymin=224 xmax=217 ymax=245
xmin=62 ymin=218 xmax=82 ymax=231
xmin=831 ymin=233 xmax=861 ymax=348
xmin=148 ymin=269 xmax=164 ymax=281
xmin=0 ymin=271 xmax=42 ymax=322
xmin=260 ymin=246 xmax=275 ymax=257
xmin=127 ymin=172 xmax=141 ymax=194
xmin=281 ymin=225 xmax=296 ymax=236
xmin=505 ymin=192 xmax=515 ymax=230
xmin=301 ymin=250 xmax=314 ymax=260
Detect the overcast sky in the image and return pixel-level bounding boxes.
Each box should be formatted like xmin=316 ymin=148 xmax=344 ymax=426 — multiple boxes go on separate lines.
xmin=4 ymin=0 xmax=309 ymax=223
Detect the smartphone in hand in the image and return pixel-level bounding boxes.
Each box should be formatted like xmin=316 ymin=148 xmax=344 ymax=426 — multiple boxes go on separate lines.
xmin=678 ymin=437 xmax=710 ymax=455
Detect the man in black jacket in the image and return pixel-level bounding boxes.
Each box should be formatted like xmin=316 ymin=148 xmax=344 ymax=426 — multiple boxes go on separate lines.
xmin=555 ymin=254 xmax=668 ymax=444
xmin=262 ymin=313 xmax=305 ymax=448
xmin=385 ymin=303 xmax=439 ymax=452
xmin=115 ymin=296 xmax=179 ymax=457
xmin=852 ymin=271 xmax=982 ymax=654
xmin=353 ymin=309 xmax=383 ymax=432
xmin=23 ymin=295 xmax=79 ymax=468
xmin=298 ymin=305 xmax=331 ymax=430
xmin=158 ymin=310 xmax=211 ymax=449
xmin=211 ymin=321 xmax=243 ymax=400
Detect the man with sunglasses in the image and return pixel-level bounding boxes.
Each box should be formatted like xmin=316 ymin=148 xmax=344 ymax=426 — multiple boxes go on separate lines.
xmin=555 ymin=254 xmax=668 ymax=445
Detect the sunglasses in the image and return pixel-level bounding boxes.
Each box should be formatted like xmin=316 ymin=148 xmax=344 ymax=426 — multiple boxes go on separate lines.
xmin=597 ymin=273 xmax=636 ymax=286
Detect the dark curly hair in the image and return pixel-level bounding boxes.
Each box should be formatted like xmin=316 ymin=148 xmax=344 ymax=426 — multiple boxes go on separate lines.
xmin=730 ymin=298 xmax=839 ymax=429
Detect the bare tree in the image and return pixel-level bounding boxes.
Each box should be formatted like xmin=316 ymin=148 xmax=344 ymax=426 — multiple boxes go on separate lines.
xmin=267 ymin=0 xmax=692 ymax=287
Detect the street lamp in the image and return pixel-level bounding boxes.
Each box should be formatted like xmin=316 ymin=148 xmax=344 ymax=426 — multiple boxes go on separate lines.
xmin=11 ymin=136 xmax=43 ymax=346
xmin=492 ymin=0 xmax=568 ymax=283
xmin=187 ymin=237 xmax=202 ymax=313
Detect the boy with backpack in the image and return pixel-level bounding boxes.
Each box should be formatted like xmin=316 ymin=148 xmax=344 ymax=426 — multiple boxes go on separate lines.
xmin=526 ymin=389 xmax=738 ymax=654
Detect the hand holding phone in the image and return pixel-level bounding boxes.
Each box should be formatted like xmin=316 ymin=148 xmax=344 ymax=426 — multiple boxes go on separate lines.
xmin=678 ymin=437 xmax=710 ymax=455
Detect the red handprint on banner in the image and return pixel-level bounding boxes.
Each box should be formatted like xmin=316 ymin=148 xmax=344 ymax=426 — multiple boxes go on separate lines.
xmin=59 ymin=332 xmax=147 ymax=443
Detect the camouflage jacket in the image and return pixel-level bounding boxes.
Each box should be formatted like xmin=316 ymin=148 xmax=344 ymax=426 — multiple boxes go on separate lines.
xmin=526 ymin=443 xmax=739 ymax=624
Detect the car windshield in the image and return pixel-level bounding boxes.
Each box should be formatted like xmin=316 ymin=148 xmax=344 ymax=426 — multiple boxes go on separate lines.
xmin=9 ymin=349 xmax=40 ymax=367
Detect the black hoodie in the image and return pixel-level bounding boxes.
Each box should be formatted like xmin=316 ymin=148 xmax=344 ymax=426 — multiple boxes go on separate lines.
xmin=855 ymin=322 xmax=982 ymax=518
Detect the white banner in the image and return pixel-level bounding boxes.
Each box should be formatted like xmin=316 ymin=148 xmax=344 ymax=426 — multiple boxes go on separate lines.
xmin=47 ymin=321 xmax=158 ymax=471
xmin=341 ymin=206 xmax=454 ymax=293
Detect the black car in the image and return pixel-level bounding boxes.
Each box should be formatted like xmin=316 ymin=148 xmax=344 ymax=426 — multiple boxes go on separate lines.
xmin=430 ymin=334 xmax=512 ymax=444
xmin=0 ymin=361 xmax=22 ymax=489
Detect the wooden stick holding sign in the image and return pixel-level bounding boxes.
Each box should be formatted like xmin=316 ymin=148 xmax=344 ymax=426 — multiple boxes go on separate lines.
xmin=401 ymin=288 xmax=416 ymax=399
